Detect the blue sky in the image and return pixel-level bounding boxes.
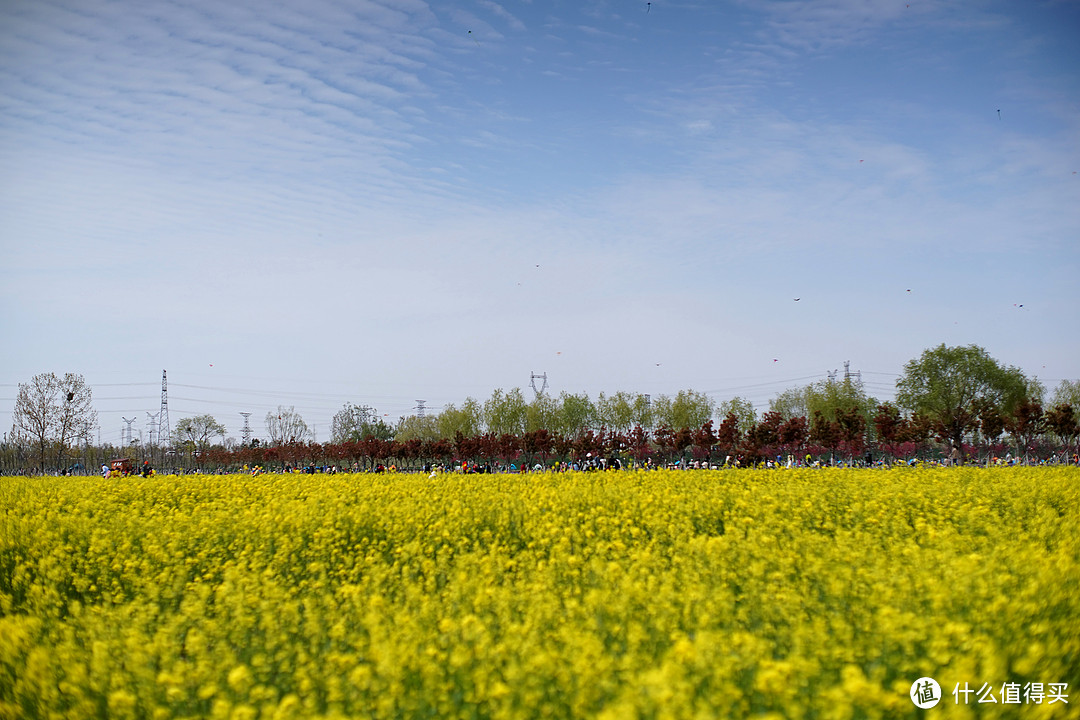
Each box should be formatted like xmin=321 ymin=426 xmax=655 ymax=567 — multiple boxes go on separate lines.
xmin=2 ymin=0 xmax=1078 ymax=445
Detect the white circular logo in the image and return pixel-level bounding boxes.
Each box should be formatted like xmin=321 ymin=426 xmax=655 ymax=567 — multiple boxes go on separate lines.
xmin=910 ymin=677 xmax=942 ymax=709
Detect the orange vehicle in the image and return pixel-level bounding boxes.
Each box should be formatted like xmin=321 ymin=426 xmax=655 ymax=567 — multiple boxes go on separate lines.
xmin=109 ymin=458 xmax=133 ymax=476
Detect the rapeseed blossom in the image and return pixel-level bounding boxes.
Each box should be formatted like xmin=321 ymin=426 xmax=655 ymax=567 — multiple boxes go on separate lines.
xmin=1 ymin=468 xmax=1077 ymax=719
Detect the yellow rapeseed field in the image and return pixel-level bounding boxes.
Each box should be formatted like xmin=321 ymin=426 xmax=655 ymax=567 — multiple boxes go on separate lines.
xmin=1 ymin=468 xmax=1077 ymax=719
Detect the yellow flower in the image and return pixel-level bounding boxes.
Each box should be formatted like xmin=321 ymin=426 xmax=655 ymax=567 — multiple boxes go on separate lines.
xmin=1 ymin=468 xmax=1077 ymax=719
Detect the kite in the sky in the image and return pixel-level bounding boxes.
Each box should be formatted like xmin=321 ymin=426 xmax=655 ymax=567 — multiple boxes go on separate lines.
xmin=793 ymin=298 xmax=800 ymax=301
xmin=647 ymin=2 xmax=651 ymax=13
xmin=998 ymin=109 xmax=1001 ymax=120
xmin=773 ymin=358 xmax=779 ymax=363
xmin=468 ymin=30 xmax=480 ymax=47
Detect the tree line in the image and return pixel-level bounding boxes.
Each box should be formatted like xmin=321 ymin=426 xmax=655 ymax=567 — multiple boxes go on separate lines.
xmin=5 ymin=345 xmax=1079 ymax=474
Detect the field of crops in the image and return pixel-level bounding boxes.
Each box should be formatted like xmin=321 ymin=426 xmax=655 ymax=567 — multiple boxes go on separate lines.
xmin=2 ymin=468 xmax=1078 ymax=719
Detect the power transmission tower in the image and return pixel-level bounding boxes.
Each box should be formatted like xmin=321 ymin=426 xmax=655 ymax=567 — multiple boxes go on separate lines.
xmin=159 ymin=370 xmax=170 ymax=447
xmin=239 ymin=412 xmax=252 ymax=445
xmin=826 ymin=362 xmax=863 ymax=386
xmin=121 ymin=417 xmax=136 ymax=446
xmin=842 ymin=360 xmax=863 ymax=386
xmin=530 ymin=372 xmax=548 ymax=398
xmin=146 ymin=412 xmax=159 ymax=445
xmin=414 ymin=400 xmax=427 ymax=418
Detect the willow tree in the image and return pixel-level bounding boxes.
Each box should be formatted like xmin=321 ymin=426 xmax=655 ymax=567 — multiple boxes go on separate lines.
xmin=436 ymin=398 xmax=482 ymax=440
xmin=595 ymin=391 xmax=638 ymax=434
xmin=653 ymin=390 xmax=714 ymax=433
xmin=483 ymin=388 xmax=529 ymax=437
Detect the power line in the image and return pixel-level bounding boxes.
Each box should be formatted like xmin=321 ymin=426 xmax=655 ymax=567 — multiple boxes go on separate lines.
xmin=93 ymin=382 xmax=160 ymax=387
xmin=91 ymin=396 xmax=158 ymax=402
xmin=702 ymin=374 xmax=827 ymax=395
xmin=170 ymin=382 xmax=390 ymax=401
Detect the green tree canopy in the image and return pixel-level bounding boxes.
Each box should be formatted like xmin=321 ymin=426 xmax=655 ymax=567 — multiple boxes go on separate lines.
xmin=174 ymin=414 xmax=226 ymax=450
xmin=437 ymin=398 xmax=482 ymax=440
xmin=483 ymin=388 xmax=528 ymax=437
xmin=1051 ymin=379 xmax=1080 ymax=410
xmin=595 ymin=391 xmax=638 ymax=434
xmin=525 ymin=393 xmax=559 ymax=434
xmin=332 ymin=402 xmax=393 ymax=443
xmin=554 ymin=392 xmax=596 ymax=437
xmin=395 ymin=414 xmax=440 ymax=443
xmin=895 ymin=344 xmax=1029 ymax=451
xmin=717 ymin=396 xmax=757 ymax=437
xmin=769 ymin=387 xmax=808 ymax=421
xmin=771 ymin=376 xmax=878 ymax=433
xmin=653 ymin=390 xmax=714 ymax=432
xmin=630 ymin=393 xmax=655 ymax=432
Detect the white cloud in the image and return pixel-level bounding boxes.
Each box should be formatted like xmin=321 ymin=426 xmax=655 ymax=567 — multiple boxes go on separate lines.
xmin=477 ymin=0 xmax=527 ymax=31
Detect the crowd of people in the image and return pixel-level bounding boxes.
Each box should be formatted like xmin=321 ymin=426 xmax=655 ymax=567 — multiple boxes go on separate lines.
xmin=87 ymin=448 xmax=1079 ymax=478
